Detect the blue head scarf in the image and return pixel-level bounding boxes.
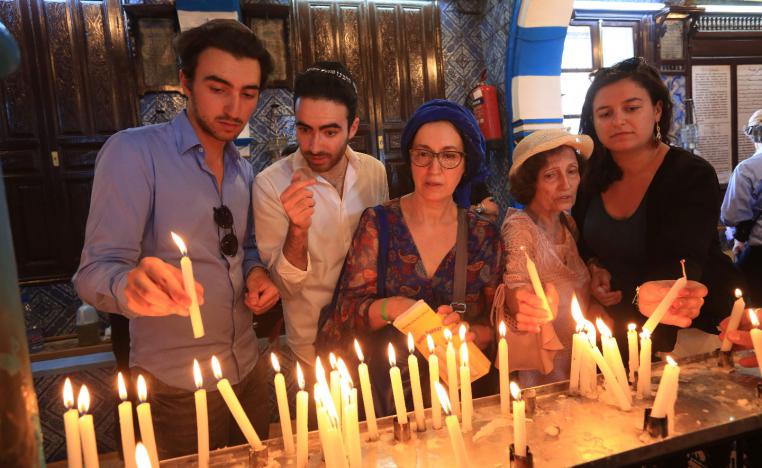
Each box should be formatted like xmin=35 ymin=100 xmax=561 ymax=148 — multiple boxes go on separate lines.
xmin=400 ymin=99 xmax=487 ymax=208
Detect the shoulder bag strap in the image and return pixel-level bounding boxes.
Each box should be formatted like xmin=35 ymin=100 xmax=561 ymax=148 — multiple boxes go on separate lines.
xmin=453 ymin=208 xmax=468 ymax=303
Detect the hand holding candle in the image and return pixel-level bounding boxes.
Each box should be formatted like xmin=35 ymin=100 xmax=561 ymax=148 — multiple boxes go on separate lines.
xmin=63 ymin=378 xmax=83 ymax=468
xmin=77 ymin=385 xmax=99 ymax=468
xmin=521 ymin=246 xmax=550 ymax=313
xmin=435 ymin=383 xmax=469 ymax=468
xmin=748 ymin=310 xmax=762 ymax=377
xmin=136 ymin=375 xmax=159 ymax=467
xmin=171 ymin=232 xmax=204 ymax=338
xmin=193 ymin=360 xmax=209 ymax=468
xmin=498 ymin=322 xmax=510 ymax=415
xmin=117 ymin=373 xmax=136 ymax=468
xmin=211 ymin=356 xmax=263 ymax=450
xmin=721 ymin=289 xmax=746 ymax=352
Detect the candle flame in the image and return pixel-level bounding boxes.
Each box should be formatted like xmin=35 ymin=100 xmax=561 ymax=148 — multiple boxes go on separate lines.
xmin=77 ymin=385 xmax=90 ymax=414
xmin=735 ymin=288 xmax=743 ymax=299
xmin=640 ymin=329 xmax=651 ymax=340
xmin=434 ymin=382 xmax=451 ymax=415
xmin=135 ymin=442 xmax=152 ymax=468
xmin=584 ymin=320 xmax=596 ymax=345
xmin=666 ymin=355 xmax=677 ymax=366
xmin=315 ymin=357 xmax=328 ymax=388
xmin=460 ymin=342 xmax=469 ymax=366
xmin=427 ymin=334 xmax=435 ymax=354
xmin=407 ymin=332 xmax=415 ymax=353
xmin=271 ymin=353 xmax=281 ymax=373
xmin=499 ymin=321 xmax=506 ymax=338
xmin=63 ymin=378 xmax=74 ymax=409
xmin=459 ymin=324 xmax=467 ymax=342
xmin=317 ymin=384 xmax=339 ymax=427
xmin=296 ymin=362 xmax=305 ymax=390
xmin=170 ymin=231 xmax=188 ymax=256
xmin=137 ymin=375 xmax=147 ymax=403
xmin=628 ymin=323 xmax=637 ymax=332
xmin=193 ymin=359 xmax=203 ymax=389
xmin=510 ymin=381 xmax=521 ymax=400
xmin=571 ymin=293 xmax=584 ymax=325
xmin=118 ymin=372 xmax=128 ymax=401
xmin=337 ymin=358 xmax=353 ymax=387
xmin=354 ymin=339 xmax=364 ymax=362
xmin=596 ymin=318 xmax=612 ymax=338
xmin=388 ymin=342 xmax=396 ymax=367
xmin=329 ymin=352 xmax=337 ymax=370
xmin=443 ymin=328 xmax=452 ymax=342
xmin=211 ymin=356 xmax=223 ymax=380
xmin=750 ymin=309 xmax=760 ymax=328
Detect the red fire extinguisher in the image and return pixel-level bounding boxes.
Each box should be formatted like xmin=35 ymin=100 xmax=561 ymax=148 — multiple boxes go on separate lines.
xmin=469 ymin=70 xmax=503 ymax=142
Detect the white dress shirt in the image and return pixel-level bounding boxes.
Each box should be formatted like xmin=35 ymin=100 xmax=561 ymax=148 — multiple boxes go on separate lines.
xmin=253 ymin=147 xmax=388 ymax=363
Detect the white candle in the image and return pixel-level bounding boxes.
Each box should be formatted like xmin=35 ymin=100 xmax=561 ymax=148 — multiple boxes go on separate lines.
xmin=135 ymin=375 xmax=159 ymax=467
xmin=338 ymin=377 xmax=361 ymax=467
xmin=77 ymin=385 xmax=99 ymax=468
xmin=388 ymin=343 xmax=408 ymax=424
xmin=317 ymin=385 xmax=348 ymax=468
xmin=407 ymin=332 xmax=426 ymax=430
xmin=63 ymin=378 xmax=83 ymax=468
xmin=116 ymin=373 xmax=136 ymax=468
xmin=637 ymin=330 xmax=653 ymax=399
xmin=329 ymin=352 xmax=342 ymax=425
xmin=651 ymin=356 xmax=680 ymax=418
xmin=597 ymin=319 xmax=632 ymax=404
xmin=510 ymin=382 xmax=527 ymax=458
xmin=521 ymin=246 xmax=550 ymax=313
xmin=170 ymin=232 xmax=204 ymax=338
xmin=353 ymin=340 xmax=379 ymax=440
xmin=583 ymin=321 xmax=598 ymax=395
xmin=271 ymin=353 xmax=295 ymax=454
xmin=498 ymin=322 xmax=510 ymax=414
xmin=434 ymin=383 xmax=469 ymax=468
xmin=627 ymin=323 xmax=639 ymax=384
xmin=427 ymin=334 xmax=442 ymax=429
xmin=459 ymin=342 xmax=473 ymax=432
xmin=588 ymin=342 xmax=632 ymax=411
xmin=444 ymin=328 xmax=460 ymax=417
xmin=192 ymin=360 xmax=209 ymax=468
xmin=295 ymin=363 xmax=309 ymax=468
xmin=642 ymin=261 xmax=688 ymax=334
xmin=569 ymin=295 xmax=585 ymax=394
xmin=134 ymin=442 xmax=151 ymax=468
xmin=211 ymin=356 xmax=263 ymax=450
xmin=748 ymin=310 xmax=762 ymax=377
xmin=314 ymin=388 xmax=332 ymax=464
xmin=721 ymin=289 xmax=746 ymax=352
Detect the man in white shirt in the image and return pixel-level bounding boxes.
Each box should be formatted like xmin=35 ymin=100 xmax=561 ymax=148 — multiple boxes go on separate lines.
xmin=253 ymin=62 xmax=388 ymax=373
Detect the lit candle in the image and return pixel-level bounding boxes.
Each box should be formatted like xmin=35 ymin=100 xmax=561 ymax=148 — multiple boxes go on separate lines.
xmin=459 ymin=339 xmax=473 ymax=432
xmin=597 ymin=319 xmax=631 ymax=404
xmin=498 ymin=321 xmax=510 ymax=414
xmin=271 ymin=353 xmax=295 ymax=454
xmin=583 ymin=320 xmax=598 ymax=395
xmin=317 ymin=384 xmax=348 ymax=468
xmin=134 ymin=442 xmax=151 ymax=468
xmin=211 ymin=356 xmax=263 ymax=450
xmin=77 ymin=385 xmax=99 ymax=468
xmin=569 ymin=295 xmax=585 ymax=394
xmin=521 ymin=246 xmax=550 ymax=313
xmin=407 ymin=332 xmax=426 ymax=430
xmin=444 ymin=328 xmax=460 ymax=417
xmin=314 ymin=387 xmax=331 ymax=463
xmin=721 ymin=289 xmax=746 ymax=352
xmin=434 ymin=383 xmax=469 ymax=468
xmin=117 ymin=373 xmax=136 ymax=468
xmin=637 ymin=329 xmax=652 ymax=399
xmin=135 ymin=375 xmax=159 ymax=467
xmin=295 ymin=363 xmax=309 ymax=468
xmin=329 ymin=352 xmax=342 ymax=425
xmin=62 ymin=378 xmax=83 ymax=468
xmin=510 ymin=382 xmax=527 ymax=458
xmin=427 ymin=334 xmax=442 ymax=429
xmin=587 ymin=341 xmax=632 ymax=411
xmin=748 ymin=310 xmax=762 ymax=377
xmin=353 ymin=340 xmax=379 ymax=440
xmin=651 ymin=356 xmax=680 ymax=418
xmin=642 ymin=260 xmax=688 ymax=334
xmin=193 ymin=360 xmax=209 ymax=468
xmin=337 ymin=364 xmax=361 ymax=468
xmin=627 ymin=323 xmax=639 ymax=384
xmin=388 ymin=343 xmax=408 ymax=424
xmin=170 ymin=232 xmax=204 ymax=338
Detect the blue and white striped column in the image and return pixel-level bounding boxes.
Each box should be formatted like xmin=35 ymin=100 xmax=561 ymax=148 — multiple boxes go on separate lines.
xmin=176 ymin=0 xmax=240 ymax=32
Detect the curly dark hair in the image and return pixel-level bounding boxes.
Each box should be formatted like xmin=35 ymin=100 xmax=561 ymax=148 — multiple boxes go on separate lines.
xmin=579 ymin=57 xmax=673 ymax=193
xmin=294 ymin=61 xmax=358 ymax=125
xmin=173 ymin=19 xmax=273 ymax=88
xmin=509 ymin=146 xmax=585 ymax=205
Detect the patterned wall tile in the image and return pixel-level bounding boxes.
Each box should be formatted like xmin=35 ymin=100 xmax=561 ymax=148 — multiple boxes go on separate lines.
xmin=663 ymin=73 xmax=686 ymax=146
xmin=248 ymin=88 xmax=296 ymax=174
xmin=439 ymin=0 xmax=485 ymax=105
xmin=140 ymin=92 xmax=186 ymax=126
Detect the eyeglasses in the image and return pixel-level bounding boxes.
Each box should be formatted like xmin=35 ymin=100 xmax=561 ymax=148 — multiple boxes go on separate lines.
xmin=410 ymin=148 xmax=465 ymax=169
xmin=213 ymin=205 xmax=238 ymax=257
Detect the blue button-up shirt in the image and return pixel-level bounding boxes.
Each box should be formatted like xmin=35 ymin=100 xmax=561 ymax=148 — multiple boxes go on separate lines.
xmin=722 ymin=149 xmax=762 ymax=247
xmin=74 ymin=111 xmax=264 ymax=391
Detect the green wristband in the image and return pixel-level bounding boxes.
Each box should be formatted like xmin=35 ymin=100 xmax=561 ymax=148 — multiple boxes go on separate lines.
xmin=380 ymin=298 xmax=391 ymax=323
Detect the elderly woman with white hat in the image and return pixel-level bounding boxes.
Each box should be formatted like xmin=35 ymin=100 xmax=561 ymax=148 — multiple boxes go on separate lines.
xmin=495 ymin=128 xmax=605 ymax=386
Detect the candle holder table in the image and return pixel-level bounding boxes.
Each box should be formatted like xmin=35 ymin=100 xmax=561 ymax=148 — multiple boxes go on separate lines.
xmin=161 ymin=351 xmax=762 ymax=467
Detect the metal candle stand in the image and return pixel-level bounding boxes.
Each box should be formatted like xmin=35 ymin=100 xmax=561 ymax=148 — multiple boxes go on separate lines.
xmin=248 ymin=445 xmax=269 ymax=467
xmin=718 ymin=351 xmax=734 ymax=368
xmin=509 ymin=443 xmax=534 ymax=468
xmin=643 ymin=407 xmax=668 ymax=438
xmin=524 ymin=388 xmax=537 ymax=416
xmin=393 ymin=417 xmax=411 ymax=442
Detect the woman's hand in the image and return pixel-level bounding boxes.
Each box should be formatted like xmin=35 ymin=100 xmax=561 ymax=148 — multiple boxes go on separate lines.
xmin=589 ymin=263 xmax=622 ymax=306
xmin=733 ymin=240 xmax=746 ymax=258
xmin=505 ymin=284 xmax=558 ymax=333
xmin=719 ymin=316 xmax=759 ymax=367
xmin=637 ymin=280 xmax=707 ymax=328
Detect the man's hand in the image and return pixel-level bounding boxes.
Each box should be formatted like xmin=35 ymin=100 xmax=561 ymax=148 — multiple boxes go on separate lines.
xmin=733 ymin=240 xmax=746 ymax=258
xmin=637 ymin=279 xmax=707 ymax=328
xmin=506 ymin=283 xmax=558 ymax=333
xmin=245 ymin=267 xmax=280 ymax=314
xmin=590 ymin=263 xmax=622 ymax=306
xmin=124 ymin=257 xmax=203 ymax=317
xmin=281 ymin=172 xmax=317 ymax=231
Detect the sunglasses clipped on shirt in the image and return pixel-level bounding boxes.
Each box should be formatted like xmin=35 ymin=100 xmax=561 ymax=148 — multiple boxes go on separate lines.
xmin=213 ymin=205 xmax=238 ymax=257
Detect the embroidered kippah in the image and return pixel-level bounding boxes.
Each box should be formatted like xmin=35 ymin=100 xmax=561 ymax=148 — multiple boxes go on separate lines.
xmin=303 ymin=66 xmax=357 ymax=93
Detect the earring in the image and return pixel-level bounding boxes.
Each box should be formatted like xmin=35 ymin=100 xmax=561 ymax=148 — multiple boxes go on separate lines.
xmin=655 ymin=123 xmax=662 ymax=142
